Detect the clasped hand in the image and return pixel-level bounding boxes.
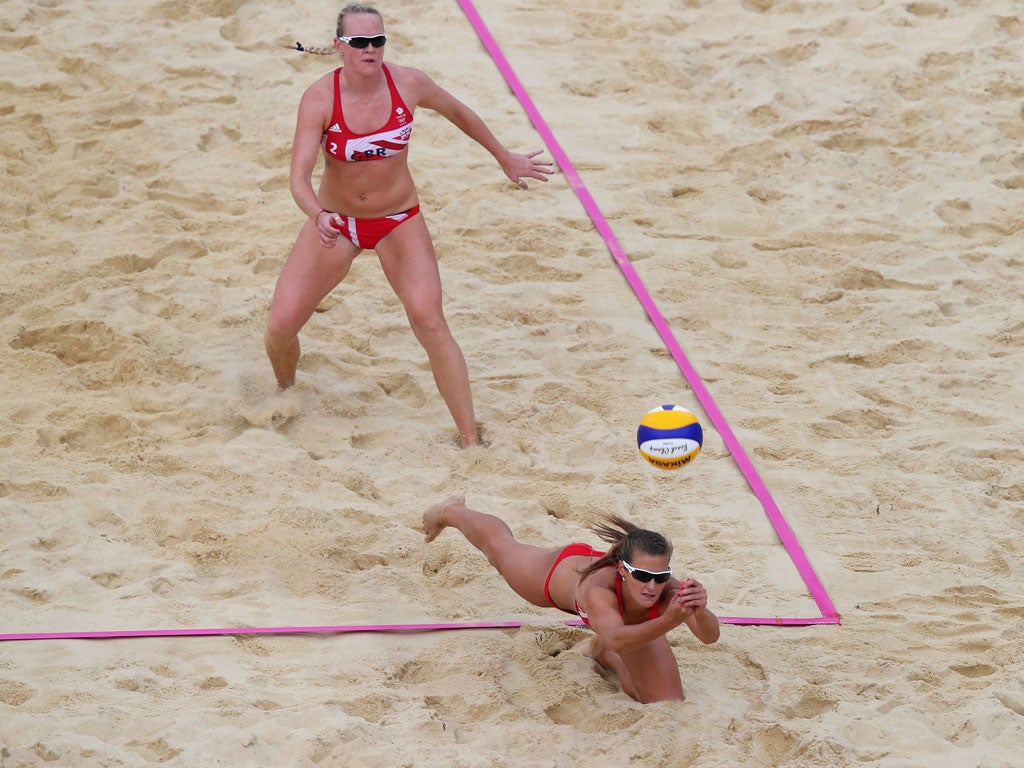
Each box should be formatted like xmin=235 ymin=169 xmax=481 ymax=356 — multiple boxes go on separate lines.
xmin=670 ymin=579 xmax=708 ymax=617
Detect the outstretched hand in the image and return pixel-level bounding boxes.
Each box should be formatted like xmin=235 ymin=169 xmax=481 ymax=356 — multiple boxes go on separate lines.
xmin=501 ymin=150 xmax=555 ymax=189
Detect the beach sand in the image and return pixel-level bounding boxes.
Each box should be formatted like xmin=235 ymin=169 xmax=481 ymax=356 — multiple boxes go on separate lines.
xmin=1 ymin=0 xmax=1022 ymax=765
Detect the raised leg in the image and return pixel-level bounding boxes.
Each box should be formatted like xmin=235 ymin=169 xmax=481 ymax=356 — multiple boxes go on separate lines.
xmin=423 ymin=494 xmax=558 ymax=607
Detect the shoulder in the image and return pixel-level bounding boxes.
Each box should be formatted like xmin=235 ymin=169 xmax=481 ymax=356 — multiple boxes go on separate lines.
xmin=578 ymin=567 xmax=617 ymax=603
xmin=386 ymin=63 xmax=443 ymax=103
xmin=298 ymin=70 xmax=335 ymax=106
xmin=296 ymin=70 xmax=336 ymax=120
xmin=575 ymin=570 xmax=622 ymax=628
xmin=385 ymin=62 xmax=432 ymax=87
xmin=302 ymin=69 xmax=336 ymax=99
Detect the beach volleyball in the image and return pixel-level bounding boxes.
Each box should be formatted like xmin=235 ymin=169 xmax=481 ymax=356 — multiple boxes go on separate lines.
xmin=636 ymin=405 xmax=703 ymax=470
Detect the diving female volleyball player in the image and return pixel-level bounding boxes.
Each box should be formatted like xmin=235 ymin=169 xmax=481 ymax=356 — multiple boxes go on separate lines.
xmin=423 ymin=494 xmax=720 ymax=702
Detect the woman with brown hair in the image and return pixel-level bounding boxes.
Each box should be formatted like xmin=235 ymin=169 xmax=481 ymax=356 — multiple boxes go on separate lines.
xmin=423 ymin=494 xmax=720 ymax=702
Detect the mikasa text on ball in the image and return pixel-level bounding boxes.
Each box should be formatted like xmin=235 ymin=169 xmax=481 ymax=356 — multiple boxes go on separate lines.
xmin=636 ymin=405 xmax=703 ymax=470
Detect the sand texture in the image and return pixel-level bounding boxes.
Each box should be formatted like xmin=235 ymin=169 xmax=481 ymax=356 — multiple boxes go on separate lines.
xmin=1 ymin=0 xmax=1022 ymax=765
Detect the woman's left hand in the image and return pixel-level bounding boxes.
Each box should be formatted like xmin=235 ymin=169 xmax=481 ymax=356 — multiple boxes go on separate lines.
xmin=501 ymin=150 xmax=555 ymax=189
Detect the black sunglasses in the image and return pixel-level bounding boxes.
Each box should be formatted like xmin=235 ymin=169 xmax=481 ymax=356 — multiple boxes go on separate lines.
xmin=621 ymin=560 xmax=673 ymax=584
xmin=338 ymin=34 xmax=388 ymax=49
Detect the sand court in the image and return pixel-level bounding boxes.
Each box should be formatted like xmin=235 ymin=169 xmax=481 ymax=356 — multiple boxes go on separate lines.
xmin=2 ymin=0 xmax=1023 ymax=765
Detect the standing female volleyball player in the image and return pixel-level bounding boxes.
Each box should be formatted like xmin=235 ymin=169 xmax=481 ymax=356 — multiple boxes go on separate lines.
xmin=265 ymin=3 xmax=553 ymax=446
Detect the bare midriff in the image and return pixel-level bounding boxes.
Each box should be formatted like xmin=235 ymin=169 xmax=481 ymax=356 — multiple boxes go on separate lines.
xmin=318 ymin=151 xmax=418 ymax=218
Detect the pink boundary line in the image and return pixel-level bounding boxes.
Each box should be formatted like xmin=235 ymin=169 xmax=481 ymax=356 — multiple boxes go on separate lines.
xmin=0 ymin=615 xmax=831 ymax=643
xmin=456 ymin=0 xmax=839 ymax=626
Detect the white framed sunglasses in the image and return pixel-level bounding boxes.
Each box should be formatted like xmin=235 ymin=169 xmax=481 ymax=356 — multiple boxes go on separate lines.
xmin=621 ymin=560 xmax=673 ymax=584
xmin=338 ymin=34 xmax=387 ymax=49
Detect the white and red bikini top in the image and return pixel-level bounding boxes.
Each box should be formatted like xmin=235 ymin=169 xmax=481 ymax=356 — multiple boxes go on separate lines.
xmin=322 ymin=64 xmax=413 ymax=162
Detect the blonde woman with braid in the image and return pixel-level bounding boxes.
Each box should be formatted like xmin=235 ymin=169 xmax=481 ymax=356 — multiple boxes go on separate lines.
xmin=265 ymin=4 xmax=553 ymax=447
xmin=422 ymin=494 xmax=720 ymax=703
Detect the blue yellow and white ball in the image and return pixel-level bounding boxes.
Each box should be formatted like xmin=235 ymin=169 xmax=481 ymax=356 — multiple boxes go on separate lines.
xmin=636 ymin=405 xmax=703 ymax=470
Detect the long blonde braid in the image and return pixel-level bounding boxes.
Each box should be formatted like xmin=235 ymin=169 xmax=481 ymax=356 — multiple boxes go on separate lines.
xmin=284 ymin=41 xmax=336 ymax=56
xmin=287 ymin=3 xmax=382 ymax=56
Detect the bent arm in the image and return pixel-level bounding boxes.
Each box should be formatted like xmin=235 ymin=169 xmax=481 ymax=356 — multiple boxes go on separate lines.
xmin=412 ymin=69 xmax=552 ymax=187
xmin=674 ymin=578 xmax=720 ymax=644
xmin=289 ymin=85 xmax=331 ymax=220
xmin=684 ymin=606 xmax=721 ymax=644
xmin=584 ymin=589 xmax=687 ymax=656
xmin=585 ymin=579 xmax=721 ymax=653
xmin=417 ymin=75 xmax=511 ymax=163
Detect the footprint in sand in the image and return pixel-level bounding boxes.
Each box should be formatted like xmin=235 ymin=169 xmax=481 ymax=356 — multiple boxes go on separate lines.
xmin=0 ymin=678 xmax=37 ymax=707
xmin=11 ymin=320 xmax=125 ymax=365
xmin=239 ymin=387 xmax=303 ymax=429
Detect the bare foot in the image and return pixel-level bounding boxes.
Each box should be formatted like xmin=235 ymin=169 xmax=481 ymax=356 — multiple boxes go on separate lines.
xmin=423 ymin=493 xmax=465 ymax=543
xmin=457 ymin=430 xmax=486 ymax=449
xmin=241 ymin=387 xmax=302 ymax=429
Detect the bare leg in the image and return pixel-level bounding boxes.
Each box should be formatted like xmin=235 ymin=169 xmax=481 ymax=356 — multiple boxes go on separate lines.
xmin=423 ymin=494 xmax=558 ymax=607
xmin=622 ymin=638 xmax=685 ymax=703
xmin=573 ymin=635 xmax=642 ymax=701
xmin=422 ymin=334 xmax=477 ymax=448
xmin=572 ymin=634 xmax=684 ymax=702
xmin=265 ymin=220 xmax=358 ymax=389
xmin=376 ymin=217 xmax=479 ymax=447
xmin=264 ymin=333 xmax=301 ymax=390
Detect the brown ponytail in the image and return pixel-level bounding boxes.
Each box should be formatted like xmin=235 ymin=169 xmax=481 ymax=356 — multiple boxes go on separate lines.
xmin=578 ymin=514 xmax=673 ymax=583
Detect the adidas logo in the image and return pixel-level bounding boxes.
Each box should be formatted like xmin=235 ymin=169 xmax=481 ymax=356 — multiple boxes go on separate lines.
xmin=328 ymin=123 xmax=341 ymax=133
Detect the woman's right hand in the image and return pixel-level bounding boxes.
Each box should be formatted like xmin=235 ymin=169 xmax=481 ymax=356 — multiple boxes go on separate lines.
xmin=671 ymin=579 xmax=708 ymax=617
xmin=315 ymin=209 xmax=340 ymax=248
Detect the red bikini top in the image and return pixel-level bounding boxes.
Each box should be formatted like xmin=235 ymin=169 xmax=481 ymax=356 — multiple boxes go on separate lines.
xmin=322 ymin=64 xmax=413 ymax=162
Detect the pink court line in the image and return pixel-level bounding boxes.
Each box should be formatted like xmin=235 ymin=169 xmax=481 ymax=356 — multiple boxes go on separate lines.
xmin=456 ymin=0 xmax=839 ymax=627
xmin=0 ymin=615 xmax=827 ymax=643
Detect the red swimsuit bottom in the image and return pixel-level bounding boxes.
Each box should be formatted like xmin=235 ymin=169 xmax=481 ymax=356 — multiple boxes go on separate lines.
xmin=330 ymin=205 xmax=420 ymax=250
